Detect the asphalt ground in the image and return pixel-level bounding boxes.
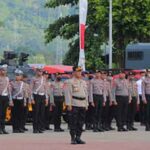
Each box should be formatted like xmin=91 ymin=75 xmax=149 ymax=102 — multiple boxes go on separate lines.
xmin=0 ymin=123 xmax=150 ymax=150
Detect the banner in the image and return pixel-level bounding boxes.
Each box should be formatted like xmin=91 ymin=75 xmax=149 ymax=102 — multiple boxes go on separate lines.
xmin=78 ymin=0 xmax=88 ymax=71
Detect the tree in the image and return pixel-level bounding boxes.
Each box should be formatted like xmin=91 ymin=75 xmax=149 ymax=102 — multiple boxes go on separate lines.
xmin=45 ymin=0 xmax=150 ymax=69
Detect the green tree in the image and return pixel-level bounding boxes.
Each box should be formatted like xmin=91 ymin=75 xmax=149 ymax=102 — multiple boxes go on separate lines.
xmin=45 ymin=0 xmax=150 ymax=69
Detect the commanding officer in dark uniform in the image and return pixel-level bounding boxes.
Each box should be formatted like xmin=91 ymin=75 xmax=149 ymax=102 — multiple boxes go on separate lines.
xmin=51 ymin=73 xmax=65 ymax=132
xmin=127 ymin=72 xmax=139 ymax=131
xmin=142 ymin=69 xmax=150 ymax=131
xmin=112 ymin=70 xmax=131 ymax=131
xmin=89 ymin=70 xmax=106 ymax=132
xmin=65 ymin=66 xmax=88 ymax=144
xmin=11 ymin=69 xmax=27 ymax=133
xmin=0 ymin=65 xmax=11 ymax=134
xmin=30 ymin=67 xmax=48 ymax=133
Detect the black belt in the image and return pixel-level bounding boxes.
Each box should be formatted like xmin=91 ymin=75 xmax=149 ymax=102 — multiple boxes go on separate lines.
xmin=72 ymin=96 xmax=86 ymax=101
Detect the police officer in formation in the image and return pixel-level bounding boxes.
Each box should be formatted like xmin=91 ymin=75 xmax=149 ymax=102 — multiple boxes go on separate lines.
xmin=51 ymin=73 xmax=65 ymax=132
xmin=1 ymin=65 xmax=150 ymax=140
xmin=0 ymin=65 xmax=11 ymax=134
xmin=89 ymin=70 xmax=106 ymax=132
xmin=10 ymin=69 xmax=27 ymax=133
xmin=127 ymin=72 xmax=139 ymax=131
xmin=112 ymin=71 xmax=130 ymax=131
xmin=30 ymin=67 xmax=48 ymax=133
xmin=142 ymin=69 xmax=150 ymax=131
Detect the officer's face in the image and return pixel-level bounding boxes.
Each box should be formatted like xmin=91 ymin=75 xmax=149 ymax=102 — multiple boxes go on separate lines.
xmin=37 ymin=70 xmax=43 ymax=76
xmin=75 ymin=71 xmax=82 ymax=78
xmin=95 ymin=72 xmax=101 ymax=78
xmin=102 ymin=73 xmax=107 ymax=80
xmin=119 ymin=73 xmax=126 ymax=79
xmin=16 ymin=75 xmax=23 ymax=81
xmin=44 ymin=74 xmax=49 ymax=79
xmin=1 ymin=70 xmax=7 ymax=76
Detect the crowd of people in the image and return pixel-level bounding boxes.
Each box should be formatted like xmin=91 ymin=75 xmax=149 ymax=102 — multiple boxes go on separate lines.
xmin=0 ymin=64 xmax=150 ymax=144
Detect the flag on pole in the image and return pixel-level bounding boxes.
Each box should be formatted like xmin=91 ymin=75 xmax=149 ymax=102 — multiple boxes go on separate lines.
xmin=78 ymin=0 xmax=88 ymax=71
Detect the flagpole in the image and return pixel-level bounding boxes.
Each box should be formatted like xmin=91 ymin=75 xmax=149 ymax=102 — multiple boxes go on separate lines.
xmin=109 ymin=0 xmax=113 ymax=69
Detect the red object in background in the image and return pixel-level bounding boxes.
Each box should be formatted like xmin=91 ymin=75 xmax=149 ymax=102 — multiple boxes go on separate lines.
xmin=80 ymin=24 xmax=85 ymax=49
xmin=43 ymin=65 xmax=73 ymax=74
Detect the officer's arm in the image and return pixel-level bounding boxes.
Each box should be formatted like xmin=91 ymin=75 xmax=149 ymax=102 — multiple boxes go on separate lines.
xmin=89 ymin=80 xmax=94 ymax=103
xmin=142 ymin=80 xmax=146 ymax=102
xmin=64 ymin=80 xmax=72 ymax=107
xmin=111 ymin=79 xmax=117 ymax=102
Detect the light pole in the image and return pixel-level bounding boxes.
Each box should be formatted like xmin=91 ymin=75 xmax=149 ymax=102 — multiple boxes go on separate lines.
xmin=109 ymin=0 xmax=113 ymax=69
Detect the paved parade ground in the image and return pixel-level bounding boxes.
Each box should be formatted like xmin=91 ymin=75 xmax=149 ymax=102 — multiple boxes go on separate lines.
xmin=0 ymin=123 xmax=150 ymax=150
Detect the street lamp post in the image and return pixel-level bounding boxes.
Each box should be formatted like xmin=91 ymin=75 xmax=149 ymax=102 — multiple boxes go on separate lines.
xmin=109 ymin=0 xmax=113 ymax=69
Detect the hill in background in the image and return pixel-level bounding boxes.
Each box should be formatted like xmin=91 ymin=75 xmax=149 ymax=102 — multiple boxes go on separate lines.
xmin=0 ymin=0 xmax=70 ymax=64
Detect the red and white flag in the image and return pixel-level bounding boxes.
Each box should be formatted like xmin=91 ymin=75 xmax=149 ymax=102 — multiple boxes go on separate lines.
xmin=78 ymin=0 xmax=88 ymax=71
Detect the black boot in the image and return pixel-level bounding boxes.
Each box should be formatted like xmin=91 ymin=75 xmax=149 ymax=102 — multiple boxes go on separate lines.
xmin=70 ymin=134 xmax=77 ymax=144
xmin=76 ymin=136 xmax=86 ymax=144
xmin=2 ymin=129 xmax=9 ymax=134
xmin=0 ymin=129 xmax=3 ymax=134
xmin=93 ymin=124 xmax=99 ymax=132
xmin=145 ymin=124 xmax=150 ymax=131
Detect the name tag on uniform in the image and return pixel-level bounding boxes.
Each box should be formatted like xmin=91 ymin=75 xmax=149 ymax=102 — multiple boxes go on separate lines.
xmin=16 ymin=97 xmax=23 ymax=100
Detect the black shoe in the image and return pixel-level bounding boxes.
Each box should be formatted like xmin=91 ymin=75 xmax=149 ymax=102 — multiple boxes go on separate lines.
xmin=122 ymin=128 xmax=128 ymax=132
xmin=0 ymin=130 xmax=3 ymax=134
xmin=118 ymin=128 xmax=123 ymax=132
xmin=19 ymin=129 xmax=25 ymax=133
xmin=54 ymin=128 xmax=64 ymax=132
xmin=2 ymin=130 xmax=9 ymax=134
xmin=98 ymin=128 xmax=104 ymax=132
xmin=131 ymin=126 xmax=138 ymax=131
xmin=33 ymin=130 xmax=39 ymax=134
xmin=76 ymin=137 xmax=86 ymax=144
xmin=23 ymin=128 xmax=28 ymax=131
xmin=38 ymin=130 xmax=44 ymax=133
xmin=45 ymin=127 xmax=52 ymax=130
xmin=93 ymin=129 xmax=99 ymax=132
xmin=109 ymin=126 xmax=115 ymax=130
xmin=145 ymin=127 xmax=150 ymax=131
xmin=13 ymin=130 xmax=20 ymax=133
xmin=127 ymin=126 xmax=133 ymax=131
xmin=71 ymin=139 xmax=77 ymax=144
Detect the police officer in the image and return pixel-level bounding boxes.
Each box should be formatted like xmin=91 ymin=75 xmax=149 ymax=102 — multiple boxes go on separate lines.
xmin=43 ymin=71 xmax=53 ymax=130
xmin=0 ymin=65 xmax=11 ymax=134
xmin=22 ymin=74 xmax=31 ymax=131
xmin=30 ymin=67 xmax=48 ymax=133
xmin=11 ymin=69 xmax=27 ymax=133
xmin=127 ymin=72 xmax=139 ymax=131
xmin=112 ymin=70 xmax=131 ymax=131
xmin=101 ymin=71 xmax=112 ymax=131
xmin=142 ymin=69 xmax=150 ymax=131
xmin=51 ymin=73 xmax=64 ymax=132
xmin=89 ymin=70 xmax=106 ymax=132
xmin=137 ymin=70 xmax=146 ymax=125
xmin=65 ymin=66 xmax=88 ymax=144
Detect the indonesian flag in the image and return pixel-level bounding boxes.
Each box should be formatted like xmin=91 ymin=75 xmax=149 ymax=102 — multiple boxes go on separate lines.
xmin=78 ymin=0 xmax=88 ymax=71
